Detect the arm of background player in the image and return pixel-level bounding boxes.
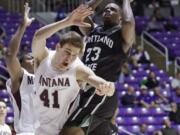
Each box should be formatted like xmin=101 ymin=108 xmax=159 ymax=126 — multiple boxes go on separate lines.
xmin=76 ymin=65 xmax=115 ymax=96
xmin=32 ymin=5 xmax=93 ymax=66
xmin=5 ymin=3 xmax=34 ymax=93
xmin=121 ymin=0 xmax=135 ymax=53
xmin=79 ymin=0 xmax=103 ymax=35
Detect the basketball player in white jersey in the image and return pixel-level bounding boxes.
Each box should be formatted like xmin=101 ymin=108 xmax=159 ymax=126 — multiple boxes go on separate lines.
xmin=5 ymin=3 xmax=35 ymax=135
xmin=0 ymin=100 xmax=12 ymax=135
xmin=32 ymin=5 xmax=115 ymax=135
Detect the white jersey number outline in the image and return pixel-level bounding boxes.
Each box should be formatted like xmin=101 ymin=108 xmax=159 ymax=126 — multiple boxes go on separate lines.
xmin=85 ymin=47 xmax=101 ymax=62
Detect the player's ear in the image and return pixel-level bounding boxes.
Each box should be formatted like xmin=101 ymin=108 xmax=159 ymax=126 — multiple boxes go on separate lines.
xmin=118 ymin=9 xmax=122 ymax=22
xmin=118 ymin=15 xmax=122 ymax=23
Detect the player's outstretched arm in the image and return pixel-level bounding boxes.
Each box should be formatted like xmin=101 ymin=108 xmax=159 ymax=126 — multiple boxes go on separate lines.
xmin=76 ymin=65 xmax=115 ymax=96
xmin=32 ymin=5 xmax=93 ymax=65
xmin=86 ymin=0 xmax=103 ymax=11
xmin=121 ymin=0 xmax=135 ymax=53
xmin=79 ymin=0 xmax=103 ymax=35
xmin=6 ymin=3 xmax=34 ymax=93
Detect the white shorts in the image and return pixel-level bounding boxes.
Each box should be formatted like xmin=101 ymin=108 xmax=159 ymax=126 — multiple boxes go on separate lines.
xmin=35 ymin=124 xmax=60 ymax=135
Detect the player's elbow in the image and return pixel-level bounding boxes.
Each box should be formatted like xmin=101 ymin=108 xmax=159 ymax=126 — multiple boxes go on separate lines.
xmin=32 ymin=31 xmax=43 ymax=54
xmin=123 ymin=37 xmax=135 ymax=53
xmin=34 ymin=30 xmax=42 ymax=39
xmin=31 ymin=40 xmax=40 ymax=59
xmin=5 ymin=49 xmax=15 ymax=60
xmin=122 ymin=18 xmax=135 ymax=27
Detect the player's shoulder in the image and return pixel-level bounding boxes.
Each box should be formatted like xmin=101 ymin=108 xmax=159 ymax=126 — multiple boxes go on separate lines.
xmin=22 ymin=68 xmax=34 ymax=77
xmin=74 ymin=57 xmax=87 ymax=70
xmin=3 ymin=123 xmax=11 ymax=130
xmin=94 ymin=25 xmax=103 ymax=30
xmin=71 ymin=57 xmax=84 ymax=69
xmin=43 ymin=50 xmax=55 ymax=62
xmin=89 ymin=25 xmax=103 ymax=33
xmin=37 ymin=50 xmax=55 ymax=69
xmin=48 ymin=50 xmax=56 ymax=56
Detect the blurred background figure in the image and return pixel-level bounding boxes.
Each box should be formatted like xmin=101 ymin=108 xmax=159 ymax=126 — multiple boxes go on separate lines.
xmin=55 ymin=0 xmax=67 ymax=22
xmin=134 ymin=46 xmax=151 ymax=64
xmin=153 ymin=86 xmax=171 ymax=111
xmin=171 ymin=72 xmax=180 ymax=90
xmin=137 ymin=85 xmax=156 ymax=108
xmin=159 ymin=118 xmax=179 ymax=135
xmin=118 ymin=62 xmax=132 ymax=83
xmin=0 ymin=25 xmax=6 ymax=42
xmin=135 ymin=123 xmax=148 ymax=135
xmin=141 ymin=71 xmax=159 ymax=89
xmin=0 ymin=99 xmax=12 ymax=135
xmin=146 ymin=15 xmax=164 ymax=32
xmin=171 ymin=87 xmax=180 ymax=108
xmin=0 ymin=78 xmax=6 ymax=89
xmin=152 ymin=7 xmax=166 ymax=22
xmin=121 ymin=86 xmax=137 ymax=107
xmin=164 ymin=19 xmax=178 ymax=31
xmin=168 ymin=102 xmax=180 ymax=124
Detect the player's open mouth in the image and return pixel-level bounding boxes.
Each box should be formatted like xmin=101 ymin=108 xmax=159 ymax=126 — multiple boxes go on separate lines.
xmin=104 ymin=13 xmax=111 ymax=17
xmin=63 ymin=62 xmax=68 ymax=67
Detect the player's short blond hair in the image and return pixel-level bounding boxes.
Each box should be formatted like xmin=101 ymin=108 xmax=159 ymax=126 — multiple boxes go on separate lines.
xmin=60 ymin=31 xmax=84 ymax=53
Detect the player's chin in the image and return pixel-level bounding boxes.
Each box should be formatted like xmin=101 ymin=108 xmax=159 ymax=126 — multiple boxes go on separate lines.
xmin=103 ymin=17 xmax=111 ymax=22
xmin=103 ymin=15 xmax=112 ymax=20
xmin=0 ymin=113 xmax=5 ymax=115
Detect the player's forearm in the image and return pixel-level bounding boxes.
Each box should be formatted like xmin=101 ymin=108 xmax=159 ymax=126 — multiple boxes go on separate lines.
xmin=87 ymin=0 xmax=103 ymax=10
xmin=7 ymin=23 xmax=27 ymax=58
xmin=122 ymin=0 xmax=134 ymax=22
xmin=34 ymin=18 xmax=71 ymax=40
xmin=121 ymin=0 xmax=135 ymax=52
xmin=32 ymin=18 xmax=71 ymax=59
xmin=87 ymin=74 xmax=107 ymax=89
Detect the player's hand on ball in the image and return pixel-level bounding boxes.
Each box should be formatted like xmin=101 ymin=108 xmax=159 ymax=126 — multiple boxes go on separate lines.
xmin=95 ymin=82 xmax=115 ymax=97
xmin=95 ymin=89 xmax=105 ymax=96
xmin=105 ymin=82 xmax=115 ymax=96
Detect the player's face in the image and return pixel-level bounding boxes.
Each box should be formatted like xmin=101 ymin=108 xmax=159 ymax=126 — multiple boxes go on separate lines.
xmin=0 ymin=101 xmax=7 ymax=118
xmin=22 ymin=54 xmax=34 ymax=74
xmin=141 ymin=89 xmax=148 ymax=95
xmin=149 ymin=72 xmax=155 ymax=78
xmin=164 ymin=119 xmax=171 ymax=127
xmin=55 ymin=43 xmax=80 ymax=70
xmin=102 ymin=3 xmax=121 ymax=26
xmin=140 ymin=124 xmax=147 ymax=133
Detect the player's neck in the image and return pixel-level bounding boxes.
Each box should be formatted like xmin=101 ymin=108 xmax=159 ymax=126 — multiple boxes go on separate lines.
xmin=103 ymin=23 xmax=118 ymax=30
xmin=0 ymin=118 xmax=5 ymax=125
